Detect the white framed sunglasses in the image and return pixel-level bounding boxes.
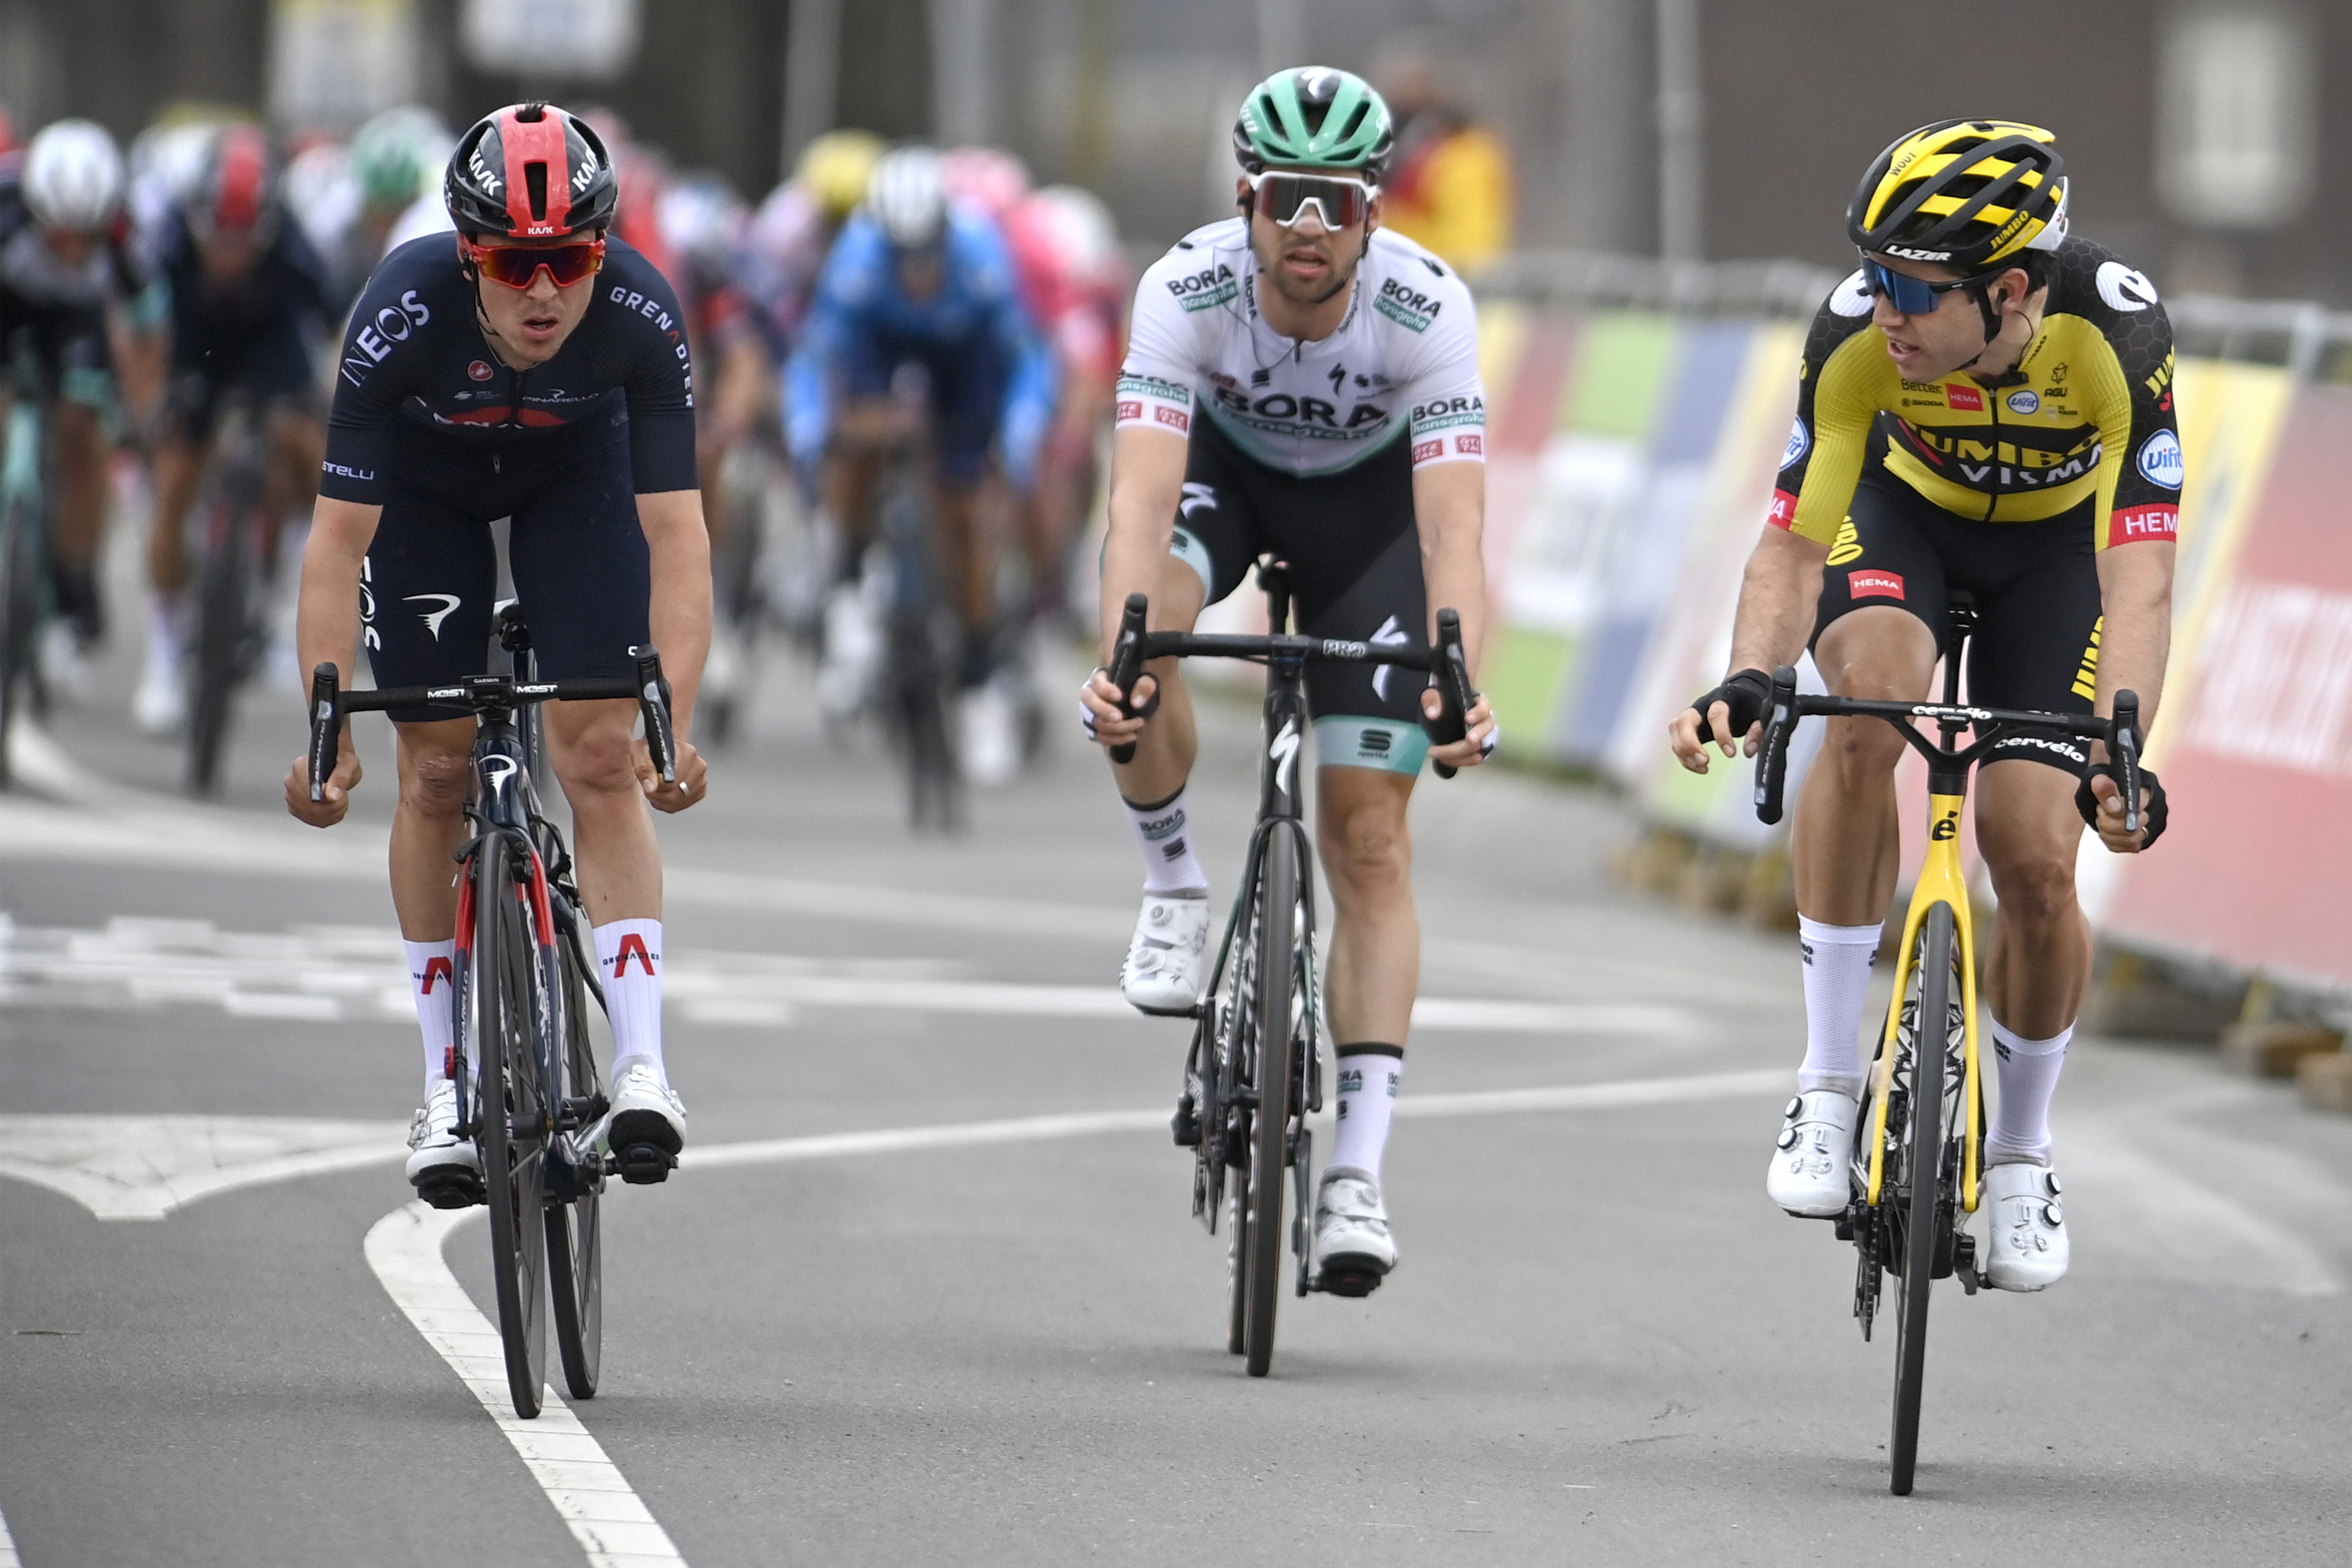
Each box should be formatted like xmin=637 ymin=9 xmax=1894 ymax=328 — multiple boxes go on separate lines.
xmin=1247 ymin=171 xmax=1377 ymax=229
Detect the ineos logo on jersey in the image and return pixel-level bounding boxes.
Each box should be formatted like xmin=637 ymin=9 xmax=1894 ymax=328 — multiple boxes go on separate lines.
xmin=342 ymin=289 xmax=433 ymax=384
xmin=2095 ymin=261 xmax=2159 ymax=312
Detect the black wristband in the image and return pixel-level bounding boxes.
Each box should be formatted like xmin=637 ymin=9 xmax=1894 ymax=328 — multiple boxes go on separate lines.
xmin=1691 ymin=668 xmax=1775 ymax=744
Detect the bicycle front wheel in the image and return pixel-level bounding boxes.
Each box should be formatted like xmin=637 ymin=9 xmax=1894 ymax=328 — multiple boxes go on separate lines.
xmin=1241 ymin=828 xmax=1298 ymax=1378
xmin=545 ymin=917 xmax=604 ymax=1400
xmin=1889 ymin=901 xmax=1957 ymax=1495
xmin=474 ymin=838 xmax=550 ymax=1418
xmin=0 ymin=485 xmax=39 ymax=789
xmin=185 ymin=495 xmax=253 ymax=795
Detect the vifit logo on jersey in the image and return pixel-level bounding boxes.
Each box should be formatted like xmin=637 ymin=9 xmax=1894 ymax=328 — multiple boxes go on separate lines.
xmin=2108 ymin=505 xmax=2179 ymax=546
xmin=1849 ymin=570 xmax=1905 ymax=600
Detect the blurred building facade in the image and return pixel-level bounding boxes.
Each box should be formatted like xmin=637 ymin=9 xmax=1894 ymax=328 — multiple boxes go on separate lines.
xmin=0 ymin=0 xmax=2340 ymax=302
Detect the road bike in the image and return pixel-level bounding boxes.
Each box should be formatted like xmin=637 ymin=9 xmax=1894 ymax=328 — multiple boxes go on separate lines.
xmin=0 ymin=330 xmax=57 ymax=789
xmin=1750 ymin=591 xmax=2142 ymax=1495
xmin=1104 ymin=563 xmax=1475 ymax=1376
xmin=184 ymin=392 xmax=281 ymax=795
xmin=307 ymin=608 xmax=680 ymax=1418
xmin=872 ymin=439 xmax=962 ymax=832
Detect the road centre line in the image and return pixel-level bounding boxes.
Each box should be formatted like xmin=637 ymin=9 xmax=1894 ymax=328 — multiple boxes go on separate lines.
xmin=365 ymin=1205 xmax=688 ymax=1567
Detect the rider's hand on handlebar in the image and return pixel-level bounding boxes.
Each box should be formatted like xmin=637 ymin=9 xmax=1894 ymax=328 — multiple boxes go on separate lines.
xmin=638 ymin=736 xmax=708 ymax=813
xmin=1422 ymin=687 xmax=1496 ymax=770
xmin=1081 ymin=667 xmax=1157 ymax=751
xmin=1669 ymin=668 xmax=1775 ymax=773
xmin=284 ymin=740 xmax=362 ymax=828
xmin=2081 ymin=764 xmax=2166 ymax=854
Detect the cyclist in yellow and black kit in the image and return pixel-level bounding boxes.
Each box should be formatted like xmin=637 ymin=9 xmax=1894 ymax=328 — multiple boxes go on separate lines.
xmin=1669 ymin=121 xmax=2174 ymax=1295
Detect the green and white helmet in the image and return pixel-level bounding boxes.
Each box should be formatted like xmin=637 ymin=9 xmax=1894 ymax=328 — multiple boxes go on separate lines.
xmin=1233 ymin=67 xmax=1393 ymax=181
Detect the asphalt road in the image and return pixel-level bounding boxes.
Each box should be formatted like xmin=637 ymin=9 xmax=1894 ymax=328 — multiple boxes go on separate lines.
xmin=4 ymin=597 xmax=2351 ymax=1565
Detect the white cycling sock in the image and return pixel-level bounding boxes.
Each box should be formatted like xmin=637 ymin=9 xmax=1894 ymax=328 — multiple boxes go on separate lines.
xmin=405 ymin=939 xmax=457 ymax=1096
xmin=1797 ymin=916 xmax=1883 ymax=1098
xmin=1124 ymin=787 xmax=1209 ymax=895
xmin=1330 ymin=1045 xmax=1403 ymax=1183
xmin=595 ymin=919 xmax=666 ymax=1077
xmin=1987 ymin=1018 xmax=2070 ymax=1166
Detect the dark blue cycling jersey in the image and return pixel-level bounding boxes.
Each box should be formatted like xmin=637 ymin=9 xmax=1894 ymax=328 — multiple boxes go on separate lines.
xmin=321 ymin=234 xmax=698 ymax=506
xmin=152 ymin=204 xmax=332 ymax=386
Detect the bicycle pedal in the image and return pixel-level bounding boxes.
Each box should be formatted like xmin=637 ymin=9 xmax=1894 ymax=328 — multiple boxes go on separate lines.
xmin=1310 ymin=1263 xmax=1385 ymax=1299
xmin=413 ymin=1170 xmax=486 ymax=1210
xmin=1171 ymin=1100 xmax=1202 ymax=1147
xmin=611 ymin=1143 xmax=678 ymax=1185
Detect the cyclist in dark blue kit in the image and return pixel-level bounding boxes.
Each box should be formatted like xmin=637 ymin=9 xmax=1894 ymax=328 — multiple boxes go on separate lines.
xmin=281 ymin=102 xmax=711 ymax=1209
xmin=139 ymin=124 xmax=335 ymax=732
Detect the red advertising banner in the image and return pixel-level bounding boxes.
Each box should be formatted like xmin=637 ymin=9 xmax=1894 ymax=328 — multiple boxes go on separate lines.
xmin=2104 ymin=387 xmax=2352 ymax=986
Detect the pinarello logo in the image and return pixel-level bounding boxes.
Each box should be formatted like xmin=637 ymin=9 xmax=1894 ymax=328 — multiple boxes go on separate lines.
xmin=468 ymin=360 xmax=495 ymax=382
xmin=1945 ymin=385 xmax=1984 ymax=412
xmin=1849 ymin=569 xmax=1905 ymax=601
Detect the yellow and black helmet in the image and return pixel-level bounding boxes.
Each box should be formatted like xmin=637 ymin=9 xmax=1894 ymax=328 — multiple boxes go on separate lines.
xmin=1848 ymin=119 xmax=2068 ymax=272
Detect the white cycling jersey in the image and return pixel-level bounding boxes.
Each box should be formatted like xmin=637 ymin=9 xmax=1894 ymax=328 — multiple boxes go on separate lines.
xmin=1116 ymin=217 xmax=1485 ymax=479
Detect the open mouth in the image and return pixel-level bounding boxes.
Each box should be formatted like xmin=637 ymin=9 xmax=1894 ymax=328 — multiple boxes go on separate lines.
xmin=518 ymin=310 xmax=563 ymax=338
xmin=1281 ymin=243 xmax=1332 ymax=279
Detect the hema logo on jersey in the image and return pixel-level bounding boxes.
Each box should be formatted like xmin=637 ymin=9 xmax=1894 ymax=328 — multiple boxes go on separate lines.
xmin=1849 ymin=569 xmax=1905 ymax=601
xmin=2108 ymin=505 xmax=2179 ymax=546
xmin=2135 ymin=430 xmax=2184 ymax=489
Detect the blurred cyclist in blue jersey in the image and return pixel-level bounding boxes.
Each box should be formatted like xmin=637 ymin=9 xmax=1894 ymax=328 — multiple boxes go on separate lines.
xmin=784 ymin=145 xmax=1057 ymax=784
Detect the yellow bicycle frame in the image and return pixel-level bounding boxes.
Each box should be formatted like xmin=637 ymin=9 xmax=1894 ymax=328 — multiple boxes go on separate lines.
xmin=1860 ymin=791 xmax=1985 ymax=1214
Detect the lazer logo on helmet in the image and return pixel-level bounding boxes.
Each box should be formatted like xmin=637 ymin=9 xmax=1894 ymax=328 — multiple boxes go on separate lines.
xmin=1879 ymin=245 xmax=1952 ymax=261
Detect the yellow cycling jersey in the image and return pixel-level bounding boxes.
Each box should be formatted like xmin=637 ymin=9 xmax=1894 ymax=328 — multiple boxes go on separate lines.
xmin=1772 ymin=234 xmax=2182 ymax=552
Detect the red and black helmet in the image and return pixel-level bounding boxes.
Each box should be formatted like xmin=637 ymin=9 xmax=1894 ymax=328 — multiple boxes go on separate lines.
xmin=185 ymin=122 xmax=280 ymax=243
xmin=444 ymin=102 xmax=617 ymax=240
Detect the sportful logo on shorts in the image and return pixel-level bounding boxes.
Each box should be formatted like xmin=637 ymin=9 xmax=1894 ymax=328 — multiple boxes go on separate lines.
xmin=2108 ymin=505 xmax=2179 ymax=546
xmin=1849 ymin=570 xmax=1905 ymax=600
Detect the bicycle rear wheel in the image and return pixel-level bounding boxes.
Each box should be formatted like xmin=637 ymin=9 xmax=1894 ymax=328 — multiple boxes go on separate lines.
xmin=545 ymin=914 xmax=604 ymax=1400
xmin=474 ymin=838 xmax=550 ymax=1418
xmin=1889 ymin=901 xmax=1956 ymax=1495
xmin=1241 ymin=828 xmax=1298 ymax=1378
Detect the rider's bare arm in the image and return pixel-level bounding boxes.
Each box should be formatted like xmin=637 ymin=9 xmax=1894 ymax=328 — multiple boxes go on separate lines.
xmin=639 ymin=488 xmax=713 ymax=740
xmin=284 ymin=495 xmax=383 ymax=825
xmin=1411 ymin=458 xmax=1496 ymax=766
xmin=1670 ymin=524 xmax=1831 ymax=771
xmin=2084 ymin=539 xmax=2174 ymax=850
xmin=1086 ymin=424 xmax=1191 ymax=742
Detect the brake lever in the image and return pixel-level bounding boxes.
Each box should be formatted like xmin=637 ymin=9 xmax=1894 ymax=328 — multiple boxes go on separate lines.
xmin=632 ymin=646 xmax=676 ymax=784
xmin=2111 ymin=690 xmax=2141 ymax=837
xmin=1753 ymin=665 xmax=1801 ymax=825
xmin=1427 ymin=608 xmax=1475 ymax=780
xmin=1105 ymin=593 xmax=1149 ymax=765
xmin=307 ymin=663 xmax=340 ymax=803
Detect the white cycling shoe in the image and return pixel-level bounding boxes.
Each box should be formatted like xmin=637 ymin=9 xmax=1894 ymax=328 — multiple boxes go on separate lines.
xmin=1313 ymin=1166 xmax=1396 ymax=1297
xmin=1120 ymin=891 xmax=1211 ymax=1014
xmin=958 ymin=679 xmax=1021 ymax=787
xmin=602 ymin=1058 xmax=687 ymax=1185
xmin=1982 ymin=1160 xmax=2068 ymax=1291
xmin=1767 ymin=1090 xmax=1860 ymax=1217
xmin=405 ymin=1078 xmax=484 ymax=1209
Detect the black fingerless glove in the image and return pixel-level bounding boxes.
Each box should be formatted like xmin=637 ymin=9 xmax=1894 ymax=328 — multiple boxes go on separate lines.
xmin=1690 ymin=668 xmax=1776 ymax=744
xmin=2074 ymin=762 xmax=2167 ymax=849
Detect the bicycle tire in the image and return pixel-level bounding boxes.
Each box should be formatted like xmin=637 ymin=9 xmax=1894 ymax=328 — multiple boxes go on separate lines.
xmin=545 ymin=917 xmax=604 ymax=1400
xmin=185 ymin=491 xmax=252 ymax=795
xmin=475 ymin=837 xmax=550 ymax=1418
xmin=1242 ymin=827 xmax=1298 ymax=1377
xmin=1889 ymin=901 xmax=1956 ymax=1495
xmin=0 ymin=485 xmax=39 ymax=790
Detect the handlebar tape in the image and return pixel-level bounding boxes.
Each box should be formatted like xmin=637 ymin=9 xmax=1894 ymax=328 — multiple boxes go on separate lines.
xmin=307 ymin=663 xmax=340 ymax=803
xmin=1106 ymin=593 xmax=1149 ymax=766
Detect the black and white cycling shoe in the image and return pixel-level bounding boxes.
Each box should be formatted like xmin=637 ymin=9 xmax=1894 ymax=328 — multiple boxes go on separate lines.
xmin=405 ymin=1078 xmax=485 ymax=1209
xmin=1312 ymin=1166 xmax=1396 ymax=1297
xmin=1120 ymin=891 xmax=1211 ymax=1015
xmin=1766 ymin=1090 xmax=1859 ymax=1217
xmin=1983 ymin=1160 xmax=2068 ymax=1291
xmin=602 ymin=1059 xmax=687 ymax=1185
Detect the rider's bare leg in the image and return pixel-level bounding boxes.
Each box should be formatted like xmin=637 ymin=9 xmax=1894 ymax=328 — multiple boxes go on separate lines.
xmin=1318 ymin=766 xmax=1420 ymax=1047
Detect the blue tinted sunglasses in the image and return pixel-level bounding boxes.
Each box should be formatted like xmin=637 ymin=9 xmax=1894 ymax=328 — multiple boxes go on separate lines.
xmin=1859 ymin=254 xmax=1977 ymax=315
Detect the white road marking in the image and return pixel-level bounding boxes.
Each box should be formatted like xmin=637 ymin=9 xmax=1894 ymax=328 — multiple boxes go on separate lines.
xmin=2062 ymin=1119 xmax=2341 ymax=1297
xmin=0 ymin=1114 xmax=408 ymax=1220
xmin=0 ymin=1497 xmax=19 ymax=1568
xmin=0 ymin=919 xmax=1696 ymax=1037
xmin=365 ymin=1204 xmax=687 ymax=1567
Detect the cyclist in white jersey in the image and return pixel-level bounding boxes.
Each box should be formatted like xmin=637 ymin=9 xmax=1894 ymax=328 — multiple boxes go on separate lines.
xmin=1082 ymin=68 xmax=1496 ymax=1296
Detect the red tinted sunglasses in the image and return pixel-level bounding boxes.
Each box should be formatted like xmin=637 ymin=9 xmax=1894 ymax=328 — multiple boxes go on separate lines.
xmin=463 ymin=237 xmax=607 ymax=289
